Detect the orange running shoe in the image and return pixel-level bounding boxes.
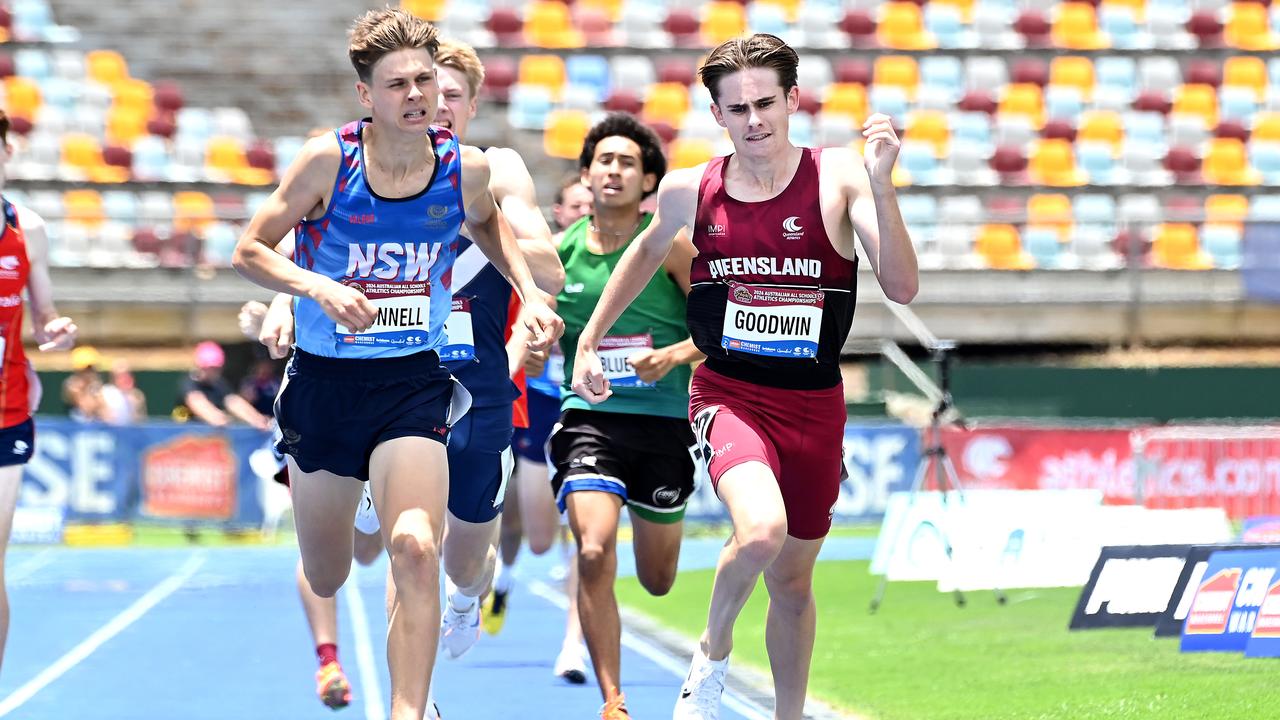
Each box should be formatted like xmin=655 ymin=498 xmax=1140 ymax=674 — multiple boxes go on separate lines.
xmin=316 ymin=660 xmax=352 ymax=710
xmin=599 ymin=690 xmax=630 ymax=719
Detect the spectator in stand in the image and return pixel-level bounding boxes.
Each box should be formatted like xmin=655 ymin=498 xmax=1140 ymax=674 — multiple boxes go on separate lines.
xmin=173 ymin=340 xmax=270 ymax=429
xmin=100 ymin=359 xmax=146 ymax=425
xmin=239 ymin=354 xmax=282 ymax=417
xmin=551 ymin=172 xmax=594 ymax=234
xmin=62 ymin=346 xmax=105 ymax=422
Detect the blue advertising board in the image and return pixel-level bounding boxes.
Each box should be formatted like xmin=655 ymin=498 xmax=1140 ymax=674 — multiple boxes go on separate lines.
xmin=1181 ymin=549 xmax=1280 ymax=653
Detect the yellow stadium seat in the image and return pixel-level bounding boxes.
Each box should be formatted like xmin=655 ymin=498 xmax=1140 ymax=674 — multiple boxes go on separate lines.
xmin=1202 ymin=138 xmax=1261 ymax=185
xmin=999 ymin=83 xmax=1045 ymax=128
xmin=106 ymin=106 xmax=148 ymax=146
xmin=1224 ymin=2 xmax=1280 ymax=51
xmin=205 ymin=136 xmax=250 ymax=184
xmin=86 ymin=50 xmax=129 ymax=88
xmin=823 ymin=83 xmax=868 ymax=122
xmin=701 ymin=2 xmax=747 ymax=46
xmin=874 ymin=56 xmax=920 ymax=100
xmin=1028 ymin=139 xmax=1087 ymax=186
xmin=517 ymin=55 xmax=568 ymax=99
xmin=402 ymin=0 xmax=447 ymax=21
xmin=524 ymin=0 xmax=585 ymax=49
xmin=1152 ymin=224 xmax=1213 ymax=270
xmin=173 ymin=191 xmax=216 ymax=233
xmin=1077 ymin=111 xmax=1124 ymax=153
xmin=1052 ymin=2 xmax=1109 ymax=50
xmin=643 ymin=83 xmax=691 ymax=128
xmin=543 ymin=110 xmax=591 ymax=160
xmin=1049 ymin=56 xmax=1095 ymax=101
xmin=975 ymin=225 xmax=1035 ymax=270
xmin=1253 ymin=113 xmax=1280 ymax=144
xmin=878 ymin=2 xmax=936 ymax=50
xmin=1027 ymin=193 xmax=1073 ymax=241
xmin=112 ymin=78 xmax=155 ymax=115
xmin=1205 ymin=194 xmax=1248 ymax=229
xmin=3 ymin=77 xmax=40 ymax=121
xmin=906 ymin=110 xmax=949 ymax=157
xmin=63 ymin=190 xmax=105 ymax=229
xmin=668 ymin=138 xmax=715 ymax=171
xmin=1172 ymin=84 xmax=1218 ymax=128
xmin=61 ymin=133 xmax=102 ymax=171
xmin=1223 ymin=57 xmax=1268 ymax=102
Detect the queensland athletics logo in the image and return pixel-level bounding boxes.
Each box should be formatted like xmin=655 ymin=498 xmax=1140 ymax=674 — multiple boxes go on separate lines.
xmin=428 ymin=205 xmax=449 ymax=219
xmin=732 ymin=286 xmax=753 ymax=303
xmin=782 ymin=216 xmax=804 ymax=240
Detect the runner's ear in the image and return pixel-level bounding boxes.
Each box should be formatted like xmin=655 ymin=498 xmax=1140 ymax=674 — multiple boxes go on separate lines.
xmin=642 ymin=173 xmax=657 ymax=194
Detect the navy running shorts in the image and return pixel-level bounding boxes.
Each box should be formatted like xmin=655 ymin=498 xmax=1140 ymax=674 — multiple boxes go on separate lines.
xmin=511 ymin=387 xmax=559 ymax=464
xmin=274 ymin=349 xmax=461 ymax=482
xmin=0 ymin=417 xmax=34 ymax=468
xmin=447 ymin=403 xmax=514 ymax=524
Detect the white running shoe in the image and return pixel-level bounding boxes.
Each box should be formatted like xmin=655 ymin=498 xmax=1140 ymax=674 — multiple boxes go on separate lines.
xmin=424 ymin=697 xmax=442 ymax=720
xmin=439 ymin=598 xmax=481 ymax=659
xmin=672 ymin=651 xmax=728 ymax=720
xmin=553 ymin=643 xmax=588 ymax=685
xmin=354 ymin=482 xmax=379 ymax=535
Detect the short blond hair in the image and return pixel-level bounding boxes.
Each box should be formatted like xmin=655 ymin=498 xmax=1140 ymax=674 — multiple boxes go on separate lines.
xmin=348 ymin=7 xmax=440 ymax=83
xmin=434 ymin=39 xmax=485 ymax=100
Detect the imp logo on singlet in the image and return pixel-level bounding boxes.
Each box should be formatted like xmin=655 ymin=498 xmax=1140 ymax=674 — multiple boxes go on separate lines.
xmin=706 ymin=224 xmax=726 ymax=236
xmin=732 ymin=286 xmax=753 ymax=304
xmin=782 ymin=216 xmax=804 ymax=241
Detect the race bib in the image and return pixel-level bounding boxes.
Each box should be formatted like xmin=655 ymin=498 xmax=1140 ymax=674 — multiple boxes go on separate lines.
xmin=335 ymin=279 xmax=431 ymax=347
xmin=546 ymin=345 xmax=565 ymax=386
xmin=720 ymin=282 xmax=823 ymax=359
xmin=598 ymin=334 xmax=654 ymax=388
xmin=440 ymin=296 xmax=475 ymax=362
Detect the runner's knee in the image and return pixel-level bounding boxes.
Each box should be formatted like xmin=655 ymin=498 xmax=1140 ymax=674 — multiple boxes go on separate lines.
xmin=577 ymin=540 xmax=615 ymax=583
xmin=353 ymin=532 xmax=383 ymax=566
xmin=636 ymin=561 xmax=677 ymax=597
xmin=303 ymin=562 xmax=350 ymax=599
xmin=763 ymin=565 xmax=815 ymax=612
xmin=736 ymin=521 xmax=788 ymax=570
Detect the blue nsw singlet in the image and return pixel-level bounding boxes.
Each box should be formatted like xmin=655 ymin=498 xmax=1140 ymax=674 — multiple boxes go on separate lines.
xmin=293 ymin=118 xmax=465 ymax=358
xmin=444 ymin=235 xmax=520 ymax=408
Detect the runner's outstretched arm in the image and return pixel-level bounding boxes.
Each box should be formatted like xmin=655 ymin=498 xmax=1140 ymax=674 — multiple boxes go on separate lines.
xmin=845 ymin=113 xmax=917 ymax=304
xmin=487 ymin=147 xmax=565 ymax=294
xmin=571 ymin=169 xmax=699 ymax=403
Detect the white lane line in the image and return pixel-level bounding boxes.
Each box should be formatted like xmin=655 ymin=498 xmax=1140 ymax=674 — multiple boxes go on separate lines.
xmin=0 ymin=552 xmax=206 ymax=718
xmin=8 ymin=549 xmax=54 ymax=583
xmin=527 ymin=579 xmax=772 ymax=720
xmin=343 ymin=566 xmax=387 ymax=720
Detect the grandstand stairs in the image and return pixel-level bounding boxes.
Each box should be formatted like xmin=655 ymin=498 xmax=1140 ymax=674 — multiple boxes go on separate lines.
xmin=46 ymin=0 xmax=384 ymax=136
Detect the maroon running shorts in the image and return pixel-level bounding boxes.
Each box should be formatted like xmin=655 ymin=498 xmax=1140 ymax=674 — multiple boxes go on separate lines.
xmin=688 ymin=363 xmax=846 ymax=540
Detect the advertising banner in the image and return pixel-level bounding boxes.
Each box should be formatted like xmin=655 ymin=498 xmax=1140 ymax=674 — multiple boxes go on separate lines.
xmin=1069 ymin=545 xmax=1194 ymax=630
xmin=1180 ymin=549 xmax=1280 ymax=653
xmin=940 ymin=427 xmax=1135 ymax=503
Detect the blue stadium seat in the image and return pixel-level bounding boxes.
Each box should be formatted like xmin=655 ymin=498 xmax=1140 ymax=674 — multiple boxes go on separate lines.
xmin=920 ymin=56 xmax=964 ymax=106
xmin=1099 ymin=6 xmax=1151 ymax=49
xmin=925 ymin=4 xmax=975 ymax=49
xmin=14 ymin=48 xmax=51 ymax=81
xmin=1095 ymin=56 xmax=1136 ymax=98
xmin=102 ymin=190 xmax=138 ymax=224
xmin=1248 ymin=195 xmax=1280 ymax=221
xmin=868 ymin=86 xmax=909 ymax=122
xmin=788 ymin=111 xmax=814 ymax=147
xmin=1045 ymin=86 xmax=1084 ymax=122
xmin=1250 ymin=142 xmax=1280 ymax=184
xmin=566 ymin=55 xmax=611 ymax=104
xmin=1123 ymin=112 xmax=1167 ymax=149
xmin=898 ymin=143 xmax=947 ymax=185
xmin=1219 ymin=87 xmax=1258 ymax=124
xmin=1201 ymin=224 xmax=1243 ymax=269
xmin=506 ymin=85 xmax=554 ymax=130
xmin=1076 ymin=142 xmax=1124 ymax=185
xmin=1024 ymin=227 xmax=1063 ymax=269
xmin=746 ymin=3 xmax=791 ymax=39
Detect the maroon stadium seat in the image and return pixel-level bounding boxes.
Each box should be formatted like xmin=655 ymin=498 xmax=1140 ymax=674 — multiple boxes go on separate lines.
xmin=146 ymin=113 xmax=177 ymax=139
xmin=481 ymin=56 xmax=517 ymax=103
xmin=990 ymin=144 xmax=1029 ymax=182
xmin=153 ymin=81 xmax=185 ymax=113
xmin=1186 ymin=10 xmax=1224 ymax=48
xmin=957 ymin=89 xmax=998 ymax=115
xmin=246 ymin=141 xmax=275 ymax=172
xmin=102 ymin=144 xmax=133 ymax=172
xmin=1014 ymin=10 xmax=1052 ymax=47
xmin=662 ymin=9 xmax=701 ymax=47
xmin=1132 ymin=90 xmax=1172 ymax=115
xmin=839 ymin=9 xmax=876 ymax=47
xmin=1041 ymin=119 xmax=1077 ymax=142
xmin=1185 ymin=59 xmax=1221 ymax=88
xmin=656 ymin=58 xmax=697 ymax=87
xmin=1163 ymin=147 xmax=1203 ymax=184
xmin=0 ymin=53 xmax=13 ymax=78
xmin=1012 ymin=58 xmax=1049 ymax=87
xmin=833 ymin=58 xmax=872 ymax=86
xmin=485 ymin=9 xmax=524 ymax=45
xmin=1214 ymin=120 xmax=1249 ymax=142
xmin=603 ymin=89 xmax=644 ymax=115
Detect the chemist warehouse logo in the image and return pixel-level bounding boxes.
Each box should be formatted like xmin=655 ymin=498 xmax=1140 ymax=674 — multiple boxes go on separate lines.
xmin=782 ymin=216 xmax=804 ymax=240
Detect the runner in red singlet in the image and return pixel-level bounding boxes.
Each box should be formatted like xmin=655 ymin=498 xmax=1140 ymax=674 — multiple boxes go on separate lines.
xmin=0 ymin=109 xmax=78 ymax=673
xmin=571 ymin=35 xmax=918 ymax=720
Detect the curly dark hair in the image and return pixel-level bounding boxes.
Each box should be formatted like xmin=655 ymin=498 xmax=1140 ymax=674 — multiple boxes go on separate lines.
xmin=578 ymin=113 xmax=666 ymax=199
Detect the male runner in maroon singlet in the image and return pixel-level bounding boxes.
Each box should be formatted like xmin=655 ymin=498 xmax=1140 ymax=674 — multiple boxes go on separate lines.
xmin=571 ymin=35 xmax=917 ymax=720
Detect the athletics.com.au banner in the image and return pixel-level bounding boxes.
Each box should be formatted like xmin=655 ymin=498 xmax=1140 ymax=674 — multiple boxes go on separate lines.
xmin=18 ymin=417 xmax=270 ymax=526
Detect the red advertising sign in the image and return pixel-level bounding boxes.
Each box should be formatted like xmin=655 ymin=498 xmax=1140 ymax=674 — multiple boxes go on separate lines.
xmin=1185 ymin=568 xmax=1243 ymax=635
xmin=940 ymin=427 xmax=1135 ymax=504
xmin=142 ymin=434 xmax=238 ymax=520
xmin=1132 ymin=429 xmax=1280 ymax=519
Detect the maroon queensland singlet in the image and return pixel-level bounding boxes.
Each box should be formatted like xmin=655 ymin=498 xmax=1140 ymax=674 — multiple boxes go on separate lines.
xmin=685 ymin=149 xmax=853 ymax=539
xmin=687 ymin=148 xmax=857 ymax=391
